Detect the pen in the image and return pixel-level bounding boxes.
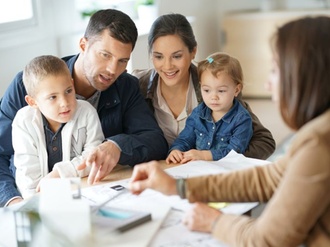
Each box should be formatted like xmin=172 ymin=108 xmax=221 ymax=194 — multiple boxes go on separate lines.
xmin=91 ymin=190 xmax=126 ymax=214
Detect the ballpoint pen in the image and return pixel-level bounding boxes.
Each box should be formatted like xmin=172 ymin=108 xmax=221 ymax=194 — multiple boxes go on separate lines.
xmin=91 ymin=190 xmax=127 ymax=214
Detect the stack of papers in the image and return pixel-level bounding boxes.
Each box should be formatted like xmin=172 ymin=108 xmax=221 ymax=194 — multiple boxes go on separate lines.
xmin=80 ymin=150 xmax=270 ymax=247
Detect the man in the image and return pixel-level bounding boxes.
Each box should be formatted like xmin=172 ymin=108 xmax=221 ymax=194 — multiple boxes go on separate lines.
xmin=0 ymin=9 xmax=168 ymax=207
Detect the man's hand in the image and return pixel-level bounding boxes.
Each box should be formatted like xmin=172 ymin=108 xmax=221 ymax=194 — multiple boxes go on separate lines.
xmin=78 ymin=141 xmax=121 ymax=185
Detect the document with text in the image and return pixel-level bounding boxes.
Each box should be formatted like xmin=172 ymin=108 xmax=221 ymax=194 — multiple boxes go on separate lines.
xmin=80 ymin=150 xmax=270 ymax=247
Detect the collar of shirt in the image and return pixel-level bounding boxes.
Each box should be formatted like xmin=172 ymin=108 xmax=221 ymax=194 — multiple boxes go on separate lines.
xmin=76 ymin=90 xmax=101 ymax=110
xmin=41 ymin=113 xmax=66 ymax=135
xmin=154 ymin=74 xmax=198 ymax=121
xmin=198 ymin=98 xmax=239 ymax=123
xmin=153 ymin=75 xmax=198 ymax=145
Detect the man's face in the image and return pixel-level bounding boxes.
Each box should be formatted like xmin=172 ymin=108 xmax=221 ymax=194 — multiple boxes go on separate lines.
xmin=80 ymin=30 xmax=133 ymax=91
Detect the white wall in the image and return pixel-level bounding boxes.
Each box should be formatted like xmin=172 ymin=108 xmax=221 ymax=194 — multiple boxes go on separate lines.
xmin=0 ymin=0 xmax=80 ymax=97
xmin=158 ymin=0 xmax=256 ymax=60
xmin=158 ymin=0 xmax=219 ymax=62
xmin=0 ymin=0 xmax=54 ymax=97
xmin=128 ymin=0 xmax=259 ymax=72
xmin=0 ymin=0 xmax=261 ymax=97
xmin=0 ymin=0 xmax=328 ymax=97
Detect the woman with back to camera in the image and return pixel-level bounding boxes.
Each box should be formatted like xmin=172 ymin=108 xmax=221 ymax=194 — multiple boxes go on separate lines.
xmin=129 ymin=16 xmax=330 ymax=247
xmin=132 ymin=13 xmax=275 ymax=160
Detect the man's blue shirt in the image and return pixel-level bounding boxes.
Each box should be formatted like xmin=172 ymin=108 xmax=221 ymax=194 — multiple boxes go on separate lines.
xmin=0 ymin=54 xmax=168 ymax=207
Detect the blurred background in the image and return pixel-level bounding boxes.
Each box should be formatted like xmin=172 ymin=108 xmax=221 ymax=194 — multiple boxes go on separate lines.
xmin=1 ymin=0 xmax=329 ymax=146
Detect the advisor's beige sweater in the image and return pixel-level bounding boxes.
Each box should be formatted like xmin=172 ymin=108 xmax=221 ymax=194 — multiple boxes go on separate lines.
xmin=186 ymin=110 xmax=330 ymax=247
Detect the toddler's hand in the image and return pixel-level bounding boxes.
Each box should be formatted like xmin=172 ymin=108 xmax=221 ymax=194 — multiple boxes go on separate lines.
xmin=166 ymin=150 xmax=183 ymax=164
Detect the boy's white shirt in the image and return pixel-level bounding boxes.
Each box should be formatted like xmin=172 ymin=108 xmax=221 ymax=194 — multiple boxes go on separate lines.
xmin=12 ymin=100 xmax=104 ymax=199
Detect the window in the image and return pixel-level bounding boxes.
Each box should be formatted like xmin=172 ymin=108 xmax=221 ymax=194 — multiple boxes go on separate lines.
xmin=75 ymin=0 xmax=138 ymax=20
xmin=0 ymin=0 xmax=37 ymax=32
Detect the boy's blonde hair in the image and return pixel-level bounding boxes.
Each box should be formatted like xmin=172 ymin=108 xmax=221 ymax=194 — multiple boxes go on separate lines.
xmin=23 ymin=55 xmax=70 ymax=97
xmin=197 ymin=52 xmax=244 ymax=88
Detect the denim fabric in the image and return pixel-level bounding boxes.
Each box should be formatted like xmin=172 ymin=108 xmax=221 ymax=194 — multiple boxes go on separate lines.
xmin=0 ymin=54 xmax=168 ymax=207
xmin=136 ymin=65 xmax=276 ymax=160
xmin=169 ymin=99 xmax=253 ymax=160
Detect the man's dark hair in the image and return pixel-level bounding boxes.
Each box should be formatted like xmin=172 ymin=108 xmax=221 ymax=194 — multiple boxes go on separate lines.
xmin=84 ymin=9 xmax=138 ymax=50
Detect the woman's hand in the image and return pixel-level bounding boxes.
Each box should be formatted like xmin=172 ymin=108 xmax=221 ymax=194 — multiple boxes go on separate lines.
xmin=129 ymin=161 xmax=177 ymax=196
xmin=182 ymin=202 xmax=222 ymax=233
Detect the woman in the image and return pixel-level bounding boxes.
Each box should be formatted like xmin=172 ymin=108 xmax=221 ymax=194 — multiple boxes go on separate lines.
xmin=129 ymin=16 xmax=330 ymax=247
xmin=132 ymin=13 xmax=275 ymax=160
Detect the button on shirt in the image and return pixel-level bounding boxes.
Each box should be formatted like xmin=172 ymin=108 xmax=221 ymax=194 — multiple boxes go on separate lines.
xmin=42 ymin=115 xmax=65 ymax=173
xmin=153 ymin=75 xmax=198 ymax=146
xmin=169 ymin=99 xmax=253 ymax=160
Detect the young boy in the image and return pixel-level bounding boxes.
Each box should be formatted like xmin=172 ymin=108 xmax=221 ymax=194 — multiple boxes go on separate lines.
xmin=166 ymin=52 xmax=253 ymax=164
xmin=12 ymin=55 xmax=104 ymax=199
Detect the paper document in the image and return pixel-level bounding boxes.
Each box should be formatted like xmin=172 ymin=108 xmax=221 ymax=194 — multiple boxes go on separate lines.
xmin=80 ymin=180 xmax=170 ymax=247
xmin=149 ymin=150 xmax=270 ymax=247
xmin=164 ymin=149 xmax=270 ymax=179
xmin=80 ymin=151 xmax=270 ymax=247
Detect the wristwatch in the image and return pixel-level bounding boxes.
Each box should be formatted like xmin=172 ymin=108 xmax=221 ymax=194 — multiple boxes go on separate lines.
xmin=176 ymin=178 xmax=186 ymax=199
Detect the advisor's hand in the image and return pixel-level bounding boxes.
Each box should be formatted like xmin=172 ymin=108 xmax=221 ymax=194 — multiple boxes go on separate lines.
xmin=183 ymin=202 xmax=222 ymax=233
xmin=129 ymin=161 xmax=177 ymax=196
